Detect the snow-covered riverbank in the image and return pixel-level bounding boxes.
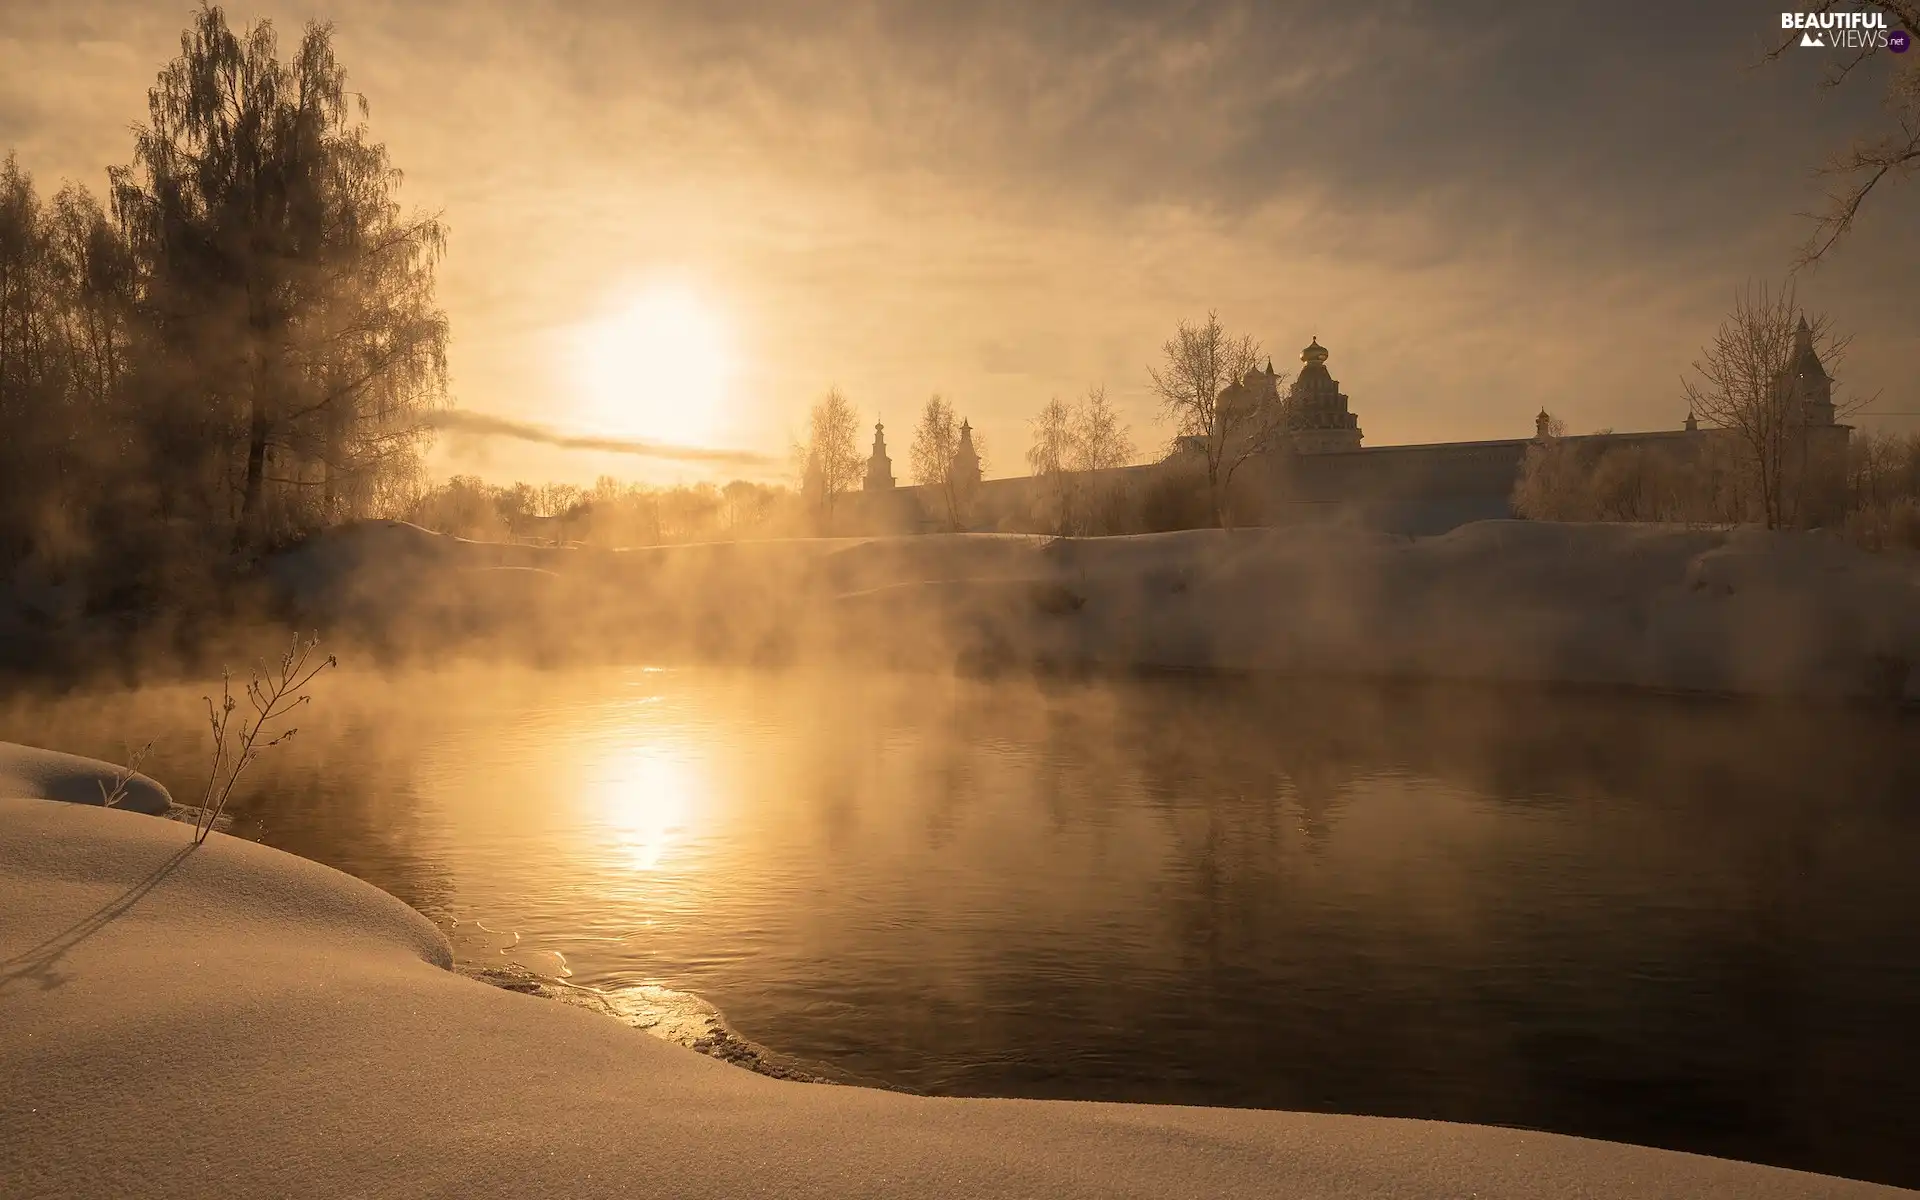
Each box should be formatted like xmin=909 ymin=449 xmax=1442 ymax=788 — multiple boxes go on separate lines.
xmin=1 ymin=745 xmax=1911 ymax=1198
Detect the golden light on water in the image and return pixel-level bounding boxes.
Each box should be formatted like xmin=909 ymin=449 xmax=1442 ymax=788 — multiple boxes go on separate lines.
xmin=588 ymin=746 xmax=704 ymax=873
xmin=571 ymin=282 xmax=734 ymax=447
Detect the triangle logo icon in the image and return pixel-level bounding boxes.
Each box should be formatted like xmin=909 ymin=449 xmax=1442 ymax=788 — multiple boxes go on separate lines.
xmin=1800 ymin=30 xmax=1824 ymax=46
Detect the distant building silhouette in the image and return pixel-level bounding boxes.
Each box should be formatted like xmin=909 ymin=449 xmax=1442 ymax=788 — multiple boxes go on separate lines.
xmin=952 ymin=419 xmax=982 ymax=489
xmin=864 ymin=421 xmax=895 ymax=491
xmin=848 ymin=332 xmax=1850 ymax=535
xmin=1285 ymin=338 xmax=1363 ymax=453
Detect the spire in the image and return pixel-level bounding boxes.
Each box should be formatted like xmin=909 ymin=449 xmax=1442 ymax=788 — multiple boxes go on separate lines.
xmin=951 ymin=418 xmax=981 ymax=487
xmin=1791 ymin=314 xmax=1829 ymax=381
xmin=864 ymin=419 xmax=895 ymax=490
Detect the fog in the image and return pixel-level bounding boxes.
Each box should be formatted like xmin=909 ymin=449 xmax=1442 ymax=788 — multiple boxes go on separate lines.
xmin=4 ymin=3 xmax=1919 ymax=1194
xmin=171 ymin=517 xmax=1905 ymax=703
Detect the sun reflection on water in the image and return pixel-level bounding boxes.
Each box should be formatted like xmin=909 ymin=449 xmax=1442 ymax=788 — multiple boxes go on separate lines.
xmin=585 ymin=746 xmax=704 ymax=873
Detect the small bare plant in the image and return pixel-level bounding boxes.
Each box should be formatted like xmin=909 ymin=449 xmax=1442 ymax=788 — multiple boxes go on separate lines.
xmin=194 ymin=633 xmax=337 ymax=846
xmin=98 ymin=742 xmax=154 ymax=809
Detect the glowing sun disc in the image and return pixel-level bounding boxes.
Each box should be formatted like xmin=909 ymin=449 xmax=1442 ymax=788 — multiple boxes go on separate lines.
xmin=573 ymin=283 xmax=734 ymax=447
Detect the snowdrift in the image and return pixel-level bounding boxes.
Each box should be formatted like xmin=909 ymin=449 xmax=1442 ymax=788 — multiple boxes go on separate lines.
xmin=0 ymin=740 xmax=172 ymax=815
xmin=2 ymin=748 xmax=1907 ymax=1198
xmin=263 ymin=519 xmax=1920 ymax=702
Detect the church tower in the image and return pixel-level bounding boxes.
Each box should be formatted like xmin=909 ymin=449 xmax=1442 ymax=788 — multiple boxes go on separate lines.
xmin=952 ymin=419 xmax=982 ymax=487
xmin=864 ymin=421 xmax=895 ymax=490
xmin=1785 ymin=316 xmax=1836 ymax=427
xmin=1287 ymin=338 xmax=1363 ymax=453
xmin=1781 ymin=314 xmax=1851 ymax=525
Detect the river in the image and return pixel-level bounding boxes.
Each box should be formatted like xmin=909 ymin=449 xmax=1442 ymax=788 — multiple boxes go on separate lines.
xmin=6 ymin=665 xmax=1918 ymax=1186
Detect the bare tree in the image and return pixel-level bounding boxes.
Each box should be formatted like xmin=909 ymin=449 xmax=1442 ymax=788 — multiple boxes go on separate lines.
xmin=1074 ymin=385 xmax=1136 ymax=473
xmin=1765 ymin=2 xmax=1920 ymax=265
xmin=1027 ymin=387 xmax=1137 ymax=535
xmin=1026 ymin=397 xmax=1073 ymax=478
xmin=797 ymin=387 xmax=861 ymax=533
xmin=721 ymin=478 xmax=773 ymax=533
xmin=1148 ymin=311 xmax=1274 ymax=529
xmin=1026 ymin=396 xmax=1076 ymax=534
xmin=910 ymin=393 xmax=979 ymax=530
xmin=1682 ymin=282 xmax=1851 ymax=529
xmin=1072 ymin=386 xmax=1136 ymax=535
xmin=1844 ymin=429 xmax=1920 ymax=550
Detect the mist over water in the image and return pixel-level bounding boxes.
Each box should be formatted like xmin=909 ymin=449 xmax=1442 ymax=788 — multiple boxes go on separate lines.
xmin=8 ymin=665 xmax=1919 ymax=1186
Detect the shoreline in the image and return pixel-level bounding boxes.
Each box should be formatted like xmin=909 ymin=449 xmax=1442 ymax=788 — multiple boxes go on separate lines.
xmin=454 ymin=961 xmax=851 ymax=1087
xmin=3 ymin=744 xmax=1912 ymax=1196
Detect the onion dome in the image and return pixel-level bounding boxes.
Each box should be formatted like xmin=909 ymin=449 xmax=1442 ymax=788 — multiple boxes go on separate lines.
xmin=1300 ymin=338 xmax=1329 ymax=366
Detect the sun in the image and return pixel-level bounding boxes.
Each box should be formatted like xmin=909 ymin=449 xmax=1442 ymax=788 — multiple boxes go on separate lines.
xmin=572 ymin=283 xmax=734 ymax=447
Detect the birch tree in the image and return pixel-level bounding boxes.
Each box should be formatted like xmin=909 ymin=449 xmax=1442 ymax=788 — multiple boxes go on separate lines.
xmin=113 ymin=6 xmax=447 ymax=547
xmin=797 ymin=387 xmax=861 ymax=532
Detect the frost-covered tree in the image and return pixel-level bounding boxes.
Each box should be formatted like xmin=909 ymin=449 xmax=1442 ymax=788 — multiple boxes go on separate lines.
xmin=112 ymin=5 xmax=448 ymax=546
xmin=796 ymin=387 xmax=861 ymax=532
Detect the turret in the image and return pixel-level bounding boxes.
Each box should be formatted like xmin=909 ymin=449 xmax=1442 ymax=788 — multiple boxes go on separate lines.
xmin=864 ymin=421 xmax=895 ymax=490
xmin=951 ymin=419 xmax=982 ymax=487
xmin=1787 ymin=315 xmax=1836 ymax=427
xmin=1285 ymin=337 xmax=1363 ymax=453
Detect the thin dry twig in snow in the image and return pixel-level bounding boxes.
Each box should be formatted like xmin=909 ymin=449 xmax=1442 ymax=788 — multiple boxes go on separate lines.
xmin=194 ymin=633 xmax=337 ymax=846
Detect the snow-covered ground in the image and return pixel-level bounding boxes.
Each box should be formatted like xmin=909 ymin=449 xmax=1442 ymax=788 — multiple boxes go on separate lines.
xmin=269 ymin=520 xmax=1920 ymax=702
xmin=1 ymin=744 xmax=1907 ymax=1198
xmin=0 ymin=741 xmax=171 ymax=815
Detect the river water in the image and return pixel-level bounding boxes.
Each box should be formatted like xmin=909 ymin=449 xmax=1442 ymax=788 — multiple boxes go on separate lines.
xmin=7 ymin=665 xmax=1918 ymax=1186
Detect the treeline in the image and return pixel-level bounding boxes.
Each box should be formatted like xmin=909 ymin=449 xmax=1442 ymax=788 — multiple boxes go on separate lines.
xmin=1512 ymin=286 xmax=1919 ymax=551
xmin=0 ymin=7 xmax=445 ymax=605
xmin=407 ymin=475 xmax=795 ymax=547
xmin=1513 ymin=429 xmax=1920 ymax=550
xmin=789 ymin=383 xmax=1146 ymax=536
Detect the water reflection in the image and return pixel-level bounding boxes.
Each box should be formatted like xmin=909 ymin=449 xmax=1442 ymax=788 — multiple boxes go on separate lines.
xmin=584 ymin=746 xmax=702 ymax=873
xmin=4 ymin=667 xmax=1917 ymax=1186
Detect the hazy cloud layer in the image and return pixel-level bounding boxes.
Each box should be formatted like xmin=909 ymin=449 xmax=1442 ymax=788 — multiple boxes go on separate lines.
xmin=2 ymin=0 xmax=1914 ymax=484
xmin=423 ymin=409 xmax=778 ymax=467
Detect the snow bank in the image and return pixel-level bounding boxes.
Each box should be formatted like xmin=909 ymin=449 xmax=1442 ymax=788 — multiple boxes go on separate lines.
xmin=3 ymin=769 xmax=1905 ymax=1198
xmin=0 ymin=740 xmax=172 ymax=815
xmin=264 ymin=519 xmax=1920 ymax=701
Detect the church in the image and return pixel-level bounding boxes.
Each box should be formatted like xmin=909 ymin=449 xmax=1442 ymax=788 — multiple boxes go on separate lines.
xmin=852 ymin=326 xmax=1849 ymax=536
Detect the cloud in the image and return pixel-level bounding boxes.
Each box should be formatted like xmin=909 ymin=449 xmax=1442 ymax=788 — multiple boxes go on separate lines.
xmin=4 ymin=0 xmax=1915 ymax=483
xmin=423 ymin=409 xmax=778 ymax=467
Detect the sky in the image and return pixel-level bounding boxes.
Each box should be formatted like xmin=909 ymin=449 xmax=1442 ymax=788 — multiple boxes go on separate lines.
xmin=2 ymin=0 xmax=1915 ymax=486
